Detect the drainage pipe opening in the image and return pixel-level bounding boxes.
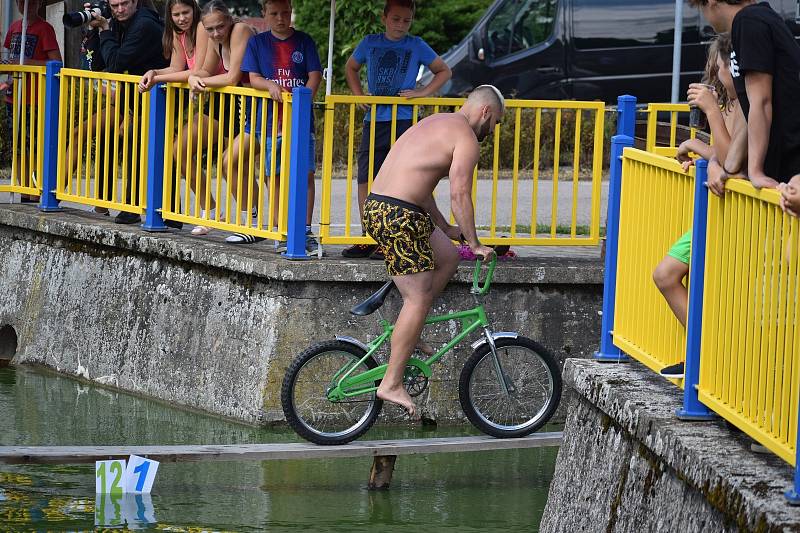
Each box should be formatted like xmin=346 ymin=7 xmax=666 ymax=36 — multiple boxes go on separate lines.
xmin=0 ymin=325 xmax=18 ymax=361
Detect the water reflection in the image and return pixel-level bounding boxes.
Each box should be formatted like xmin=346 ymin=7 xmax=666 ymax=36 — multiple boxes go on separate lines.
xmin=0 ymin=366 xmax=557 ymax=531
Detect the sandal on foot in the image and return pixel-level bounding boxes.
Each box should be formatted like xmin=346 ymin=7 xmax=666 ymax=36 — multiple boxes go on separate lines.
xmin=191 ymin=225 xmax=210 ymax=236
xmin=225 ymin=233 xmax=265 ymax=245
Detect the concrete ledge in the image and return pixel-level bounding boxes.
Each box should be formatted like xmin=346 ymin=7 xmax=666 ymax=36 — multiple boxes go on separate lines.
xmin=0 ymin=206 xmax=603 ymax=285
xmin=541 ymin=359 xmax=799 ymax=532
xmin=0 ymin=205 xmax=603 ymax=425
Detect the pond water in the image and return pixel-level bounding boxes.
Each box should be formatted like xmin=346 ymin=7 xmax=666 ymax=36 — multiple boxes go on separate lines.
xmin=0 ymin=365 xmax=557 ymax=531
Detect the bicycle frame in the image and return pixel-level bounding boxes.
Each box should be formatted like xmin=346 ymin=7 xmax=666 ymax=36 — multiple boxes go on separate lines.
xmin=326 ymin=257 xmax=498 ymax=402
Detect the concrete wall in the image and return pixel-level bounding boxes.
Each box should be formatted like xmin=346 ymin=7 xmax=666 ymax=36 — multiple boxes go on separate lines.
xmin=540 ymin=360 xmax=800 ymax=532
xmin=0 ymin=206 xmax=603 ymax=425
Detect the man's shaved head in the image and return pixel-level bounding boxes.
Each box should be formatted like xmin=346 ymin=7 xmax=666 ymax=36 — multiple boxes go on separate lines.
xmin=467 ymin=85 xmax=505 ymax=114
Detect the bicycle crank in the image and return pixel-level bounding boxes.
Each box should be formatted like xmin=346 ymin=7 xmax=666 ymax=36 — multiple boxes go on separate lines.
xmin=403 ymin=366 xmax=429 ymax=397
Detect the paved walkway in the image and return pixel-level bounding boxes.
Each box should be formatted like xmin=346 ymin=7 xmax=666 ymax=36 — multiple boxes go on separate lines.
xmin=1 ymin=178 xmax=607 ymax=261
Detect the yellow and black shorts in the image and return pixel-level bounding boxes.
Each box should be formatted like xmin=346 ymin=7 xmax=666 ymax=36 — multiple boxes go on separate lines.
xmin=363 ymin=193 xmax=434 ymax=276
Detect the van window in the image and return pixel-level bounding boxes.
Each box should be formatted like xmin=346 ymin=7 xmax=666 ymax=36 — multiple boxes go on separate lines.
xmin=486 ymin=0 xmax=559 ymax=60
xmin=572 ymin=0 xmax=698 ymax=49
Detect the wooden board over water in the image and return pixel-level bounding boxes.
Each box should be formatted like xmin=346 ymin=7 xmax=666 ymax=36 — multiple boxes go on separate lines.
xmin=0 ymin=433 xmax=563 ymax=464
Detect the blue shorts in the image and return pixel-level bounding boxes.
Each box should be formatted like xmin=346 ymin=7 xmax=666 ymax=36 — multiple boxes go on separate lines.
xmin=252 ymin=134 xmax=315 ymax=176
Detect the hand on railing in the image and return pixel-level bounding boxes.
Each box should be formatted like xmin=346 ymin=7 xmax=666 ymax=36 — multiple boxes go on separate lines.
xmin=398 ymin=88 xmax=427 ymax=99
xmin=778 ymin=177 xmax=800 ymax=217
xmin=138 ymin=70 xmax=156 ymax=94
xmin=707 ymin=158 xmax=729 ymax=196
xmin=187 ymin=75 xmax=207 ymax=96
xmin=264 ymin=79 xmax=289 ymax=103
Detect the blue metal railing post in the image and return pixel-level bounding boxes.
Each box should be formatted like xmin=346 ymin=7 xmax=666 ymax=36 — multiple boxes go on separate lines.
xmin=284 ymin=86 xmax=312 ymax=260
xmin=594 ymin=95 xmax=636 ymax=362
xmin=39 ymin=60 xmax=62 ymax=212
xmin=142 ymin=83 xmax=167 ymax=232
xmin=786 ymin=404 xmax=800 ymax=504
xmin=676 ymin=159 xmax=715 ymax=420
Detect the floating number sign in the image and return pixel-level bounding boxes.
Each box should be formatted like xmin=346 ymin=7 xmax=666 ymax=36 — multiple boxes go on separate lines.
xmin=96 ymin=493 xmax=156 ymax=527
xmin=95 ymin=459 xmax=126 ymax=494
xmin=124 ymin=455 xmax=159 ymax=494
xmin=95 ymin=456 xmax=159 ymax=494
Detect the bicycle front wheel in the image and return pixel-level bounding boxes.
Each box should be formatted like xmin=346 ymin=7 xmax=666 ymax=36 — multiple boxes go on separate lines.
xmin=281 ymin=340 xmax=383 ymax=445
xmin=459 ymin=337 xmax=562 ymax=438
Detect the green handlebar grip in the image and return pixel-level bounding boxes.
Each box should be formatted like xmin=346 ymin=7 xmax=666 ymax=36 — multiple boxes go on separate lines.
xmin=472 ymin=254 xmax=498 ymax=294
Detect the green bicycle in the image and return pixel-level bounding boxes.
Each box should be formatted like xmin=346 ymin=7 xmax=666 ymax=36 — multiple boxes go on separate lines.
xmin=281 ymin=256 xmax=562 ymax=445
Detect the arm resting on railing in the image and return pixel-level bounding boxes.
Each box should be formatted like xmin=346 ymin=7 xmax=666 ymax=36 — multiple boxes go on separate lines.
xmin=745 ymin=71 xmax=779 ymax=189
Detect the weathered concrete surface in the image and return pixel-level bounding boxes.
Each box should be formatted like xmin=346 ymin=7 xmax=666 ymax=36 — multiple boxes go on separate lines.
xmin=540 ymin=360 xmax=800 ymax=533
xmin=0 ymin=205 xmax=602 ymax=425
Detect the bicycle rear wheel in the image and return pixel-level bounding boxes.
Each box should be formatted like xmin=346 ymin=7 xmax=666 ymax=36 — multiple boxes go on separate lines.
xmin=281 ymin=340 xmax=383 ymax=445
xmin=459 ymin=337 xmax=562 ymax=438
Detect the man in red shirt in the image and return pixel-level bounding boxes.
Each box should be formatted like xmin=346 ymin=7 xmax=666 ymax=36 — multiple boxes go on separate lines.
xmin=2 ymin=0 xmax=62 ymax=201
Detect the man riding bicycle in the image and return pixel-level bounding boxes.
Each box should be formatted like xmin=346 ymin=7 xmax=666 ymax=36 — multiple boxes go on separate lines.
xmin=363 ymin=85 xmax=504 ymax=417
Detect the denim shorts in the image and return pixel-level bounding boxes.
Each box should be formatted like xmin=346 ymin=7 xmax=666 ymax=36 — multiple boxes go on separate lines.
xmin=257 ymin=134 xmax=316 ymax=176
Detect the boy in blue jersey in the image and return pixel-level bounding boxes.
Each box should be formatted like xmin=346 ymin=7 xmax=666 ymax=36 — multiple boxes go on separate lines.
xmin=225 ymin=0 xmax=322 ymax=251
xmin=341 ymin=0 xmax=451 ymax=259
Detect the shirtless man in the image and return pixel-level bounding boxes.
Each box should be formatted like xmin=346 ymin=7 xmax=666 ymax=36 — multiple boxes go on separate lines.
xmin=363 ymin=85 xmax=503 ymax=417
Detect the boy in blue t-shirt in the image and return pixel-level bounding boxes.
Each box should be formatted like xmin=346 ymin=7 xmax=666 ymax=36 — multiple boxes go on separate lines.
xmin=225 ymin=0 xmax=322 ymax=252
xmin=341 ymin=0 xmax=451 ymax=259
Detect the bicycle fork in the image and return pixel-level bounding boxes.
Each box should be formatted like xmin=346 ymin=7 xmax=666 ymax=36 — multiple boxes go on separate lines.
xmin=482 ymin=327 xmax=515 ymax=397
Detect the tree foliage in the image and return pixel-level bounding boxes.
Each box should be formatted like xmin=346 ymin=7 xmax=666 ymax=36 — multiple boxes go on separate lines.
xmin=293 ymin=0 xmax=493 ymax=90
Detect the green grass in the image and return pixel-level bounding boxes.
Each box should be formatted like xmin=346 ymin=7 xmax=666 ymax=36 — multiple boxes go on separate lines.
xmin=478 ymin=224 xmax=607 ymax=237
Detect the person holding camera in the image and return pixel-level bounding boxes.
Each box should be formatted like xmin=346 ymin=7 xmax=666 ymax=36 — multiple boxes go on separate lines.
xmin=82 ymin=0 xmax=168 ymax=224
xmin=87 ymin=0 xmax=167 ymax=77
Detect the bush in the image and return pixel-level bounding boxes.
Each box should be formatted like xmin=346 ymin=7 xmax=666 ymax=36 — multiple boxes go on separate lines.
xmin=313 ymin=103 xmax=617 ymax=174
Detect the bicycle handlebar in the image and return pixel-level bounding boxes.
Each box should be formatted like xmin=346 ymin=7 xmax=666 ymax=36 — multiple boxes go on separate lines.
xmin=471 ymin=254 xmax=497 ymax=295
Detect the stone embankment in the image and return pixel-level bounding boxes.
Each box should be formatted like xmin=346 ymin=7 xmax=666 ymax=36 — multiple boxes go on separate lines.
xmin=0 ymin=206 xmax=603 ymax=424
xmin=541 ymin=359 xmax=800 ymax=532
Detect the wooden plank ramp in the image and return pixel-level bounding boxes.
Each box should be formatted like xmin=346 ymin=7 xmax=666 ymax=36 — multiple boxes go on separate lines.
xmin=0 ymin=432 xmax=562 ymax=465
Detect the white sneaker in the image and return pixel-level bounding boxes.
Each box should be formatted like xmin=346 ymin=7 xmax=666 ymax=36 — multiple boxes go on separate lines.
xmin=191 ymin=208 xmax=220 ymax=236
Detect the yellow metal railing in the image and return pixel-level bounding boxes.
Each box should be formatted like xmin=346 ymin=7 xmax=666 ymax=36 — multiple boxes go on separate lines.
xmin=645 ymin=103 xmax=699 ymax=158
xmin=699 ymin=180 xmax=799 ymax=465
xmin=613 ymin=148 xmax=694 ymax=377
xmin=161 ymin=85 xmax=291 ymax=240
xmin=0 ymin=65 xmax=46 ymax=196
xmin=320 ymin=95 xmax=605 ymax=246
xmin=56 ymin=69 xmax=150 ymax=214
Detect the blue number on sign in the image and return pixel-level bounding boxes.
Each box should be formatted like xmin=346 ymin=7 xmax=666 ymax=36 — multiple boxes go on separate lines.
xmin=133 ymin=461 xmax=150 ymax=492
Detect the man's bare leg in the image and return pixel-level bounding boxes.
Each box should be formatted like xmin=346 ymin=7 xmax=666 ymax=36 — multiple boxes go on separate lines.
xmin=378 ymin=270 xmax=434 ymax=417
xmin=653 ymin=256 xmax=689 ymax=327
xmin=377 ymin=229 xmax=461 ymax=416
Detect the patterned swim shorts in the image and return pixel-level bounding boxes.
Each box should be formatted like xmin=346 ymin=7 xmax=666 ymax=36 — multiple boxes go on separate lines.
xmin=362 ymin=193 xmax=435 ymax=276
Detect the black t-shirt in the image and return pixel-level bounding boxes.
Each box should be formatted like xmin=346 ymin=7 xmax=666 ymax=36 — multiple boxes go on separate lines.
xmin=731 ymin=2 xmax=800 ymax=182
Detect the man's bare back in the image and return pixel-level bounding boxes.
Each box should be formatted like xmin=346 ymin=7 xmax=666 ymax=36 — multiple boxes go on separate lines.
xmin=370 ymin=113 xmax=478 ymax=206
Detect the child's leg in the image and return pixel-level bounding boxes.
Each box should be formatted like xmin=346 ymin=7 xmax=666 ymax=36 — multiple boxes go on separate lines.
xmin=222 ymin=131 xmax=260 ymax=220
xmin=653 ymin=256 xmax=690 ymax=327
xmin=307 ymin=171 xmax=315 ymax=226
xmin=654 ymin=229 xmax=692 ymax=327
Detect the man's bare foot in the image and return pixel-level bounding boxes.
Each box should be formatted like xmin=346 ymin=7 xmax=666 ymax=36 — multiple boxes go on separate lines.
xmin=750 ymin=174 xmax=779 ymax=190
xmin=415 ymin=340 xmax=434 ymax=356
xmin=377 ymin=384 xmax=417 ymax=418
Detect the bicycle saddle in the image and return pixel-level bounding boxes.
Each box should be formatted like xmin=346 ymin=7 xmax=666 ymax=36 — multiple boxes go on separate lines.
xmin=350 ymin=281 xmax=395 ymax=316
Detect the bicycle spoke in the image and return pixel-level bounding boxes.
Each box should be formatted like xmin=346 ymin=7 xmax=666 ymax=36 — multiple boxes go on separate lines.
xmin=284 ymin=344 xmax=382 ymax=443
xmin=465 ymin=342 xmax=556 ymax=431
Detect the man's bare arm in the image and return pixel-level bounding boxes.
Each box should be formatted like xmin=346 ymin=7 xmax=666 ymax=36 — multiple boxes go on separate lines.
xmin=745 ymin=71 xmax=779 ymax=189
xmin=708 ymin=110 xmax=748 ymax=196
xmin=448 ymin=133 xmax=481 ymax=248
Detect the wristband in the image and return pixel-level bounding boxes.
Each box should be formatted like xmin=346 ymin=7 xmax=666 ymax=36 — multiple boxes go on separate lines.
xmin=722 ymin=163 xmax=740 ymax=176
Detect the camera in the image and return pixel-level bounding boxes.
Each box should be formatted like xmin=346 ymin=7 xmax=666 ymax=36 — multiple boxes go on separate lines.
xmin=63 ymin=1 xmax=112 ymax=28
